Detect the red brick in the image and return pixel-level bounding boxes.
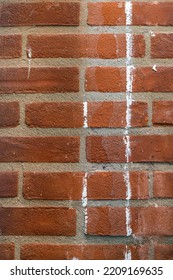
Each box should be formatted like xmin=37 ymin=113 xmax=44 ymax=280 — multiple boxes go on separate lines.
xmin=0 ymin=243 xmax=14 ymax=260
xmin=25 ymin=102 xmax=84 ymax=128
xmin=87 ymin=101 xmax=148 ymax=128
xmin=0 ymin=172 xmax=18 ymax=198
xmin=0 ymin=207 xmax=76 ymax=236
xmin=0 ymin=67 xmax=79 ymax=94
xmin=152 ymin=101 xmax=173 ymax=125
xmin=0 ymin=2 xmax=80 ymax=26
xmin=154 ymin=244 xmax=173 ymax=260
xmin=132 ymin=2 xmax=173 ymax=26
xmin=87 ymin=207 xmax=126 ymax=236
xmin=151 ymin=34 xmax=173 ymax=58
xmin=87 ymin=171 xmax=149 ymax=200
xmin=131 ymin=207 xmax=173 ymax=236
xmin=27 ymin=34 xmax=145 ymax=58
xmin=23 ymin=172 xmax=84 ymax=200
xmin=20 ymin=243 xmax=149 ymax=260
xmin=88 ymin=2 xmax=173 ymax=26
xmin=88 ymin=2 xmax=126 ymax=26
xmin=0 ymin=35 xmax=22 ymax=58
xmin=133 ymin=67 xmax=173 ymax=92
xmin=86 ymin=67 xmax=126 ymax=92
xmin=0 ymin=102 xmax=19 ymax=127
xmin=86 ymin=136 xmax=126 ymax=163
xmin=153 ymin=172 xmax=173 ymax=198
xmin=0 ymin=137 xmax=79 ymax=162
xmin=130 ymin=135 xmax=173 ymax=163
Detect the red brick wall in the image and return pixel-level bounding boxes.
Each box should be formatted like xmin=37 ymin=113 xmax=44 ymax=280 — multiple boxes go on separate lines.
xmin=0 ymin=1 xmax=172 ymax=260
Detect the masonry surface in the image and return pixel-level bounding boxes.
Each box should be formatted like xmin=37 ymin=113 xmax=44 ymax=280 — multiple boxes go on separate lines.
xmin=0 ymin=0 xmax=173 ymax=260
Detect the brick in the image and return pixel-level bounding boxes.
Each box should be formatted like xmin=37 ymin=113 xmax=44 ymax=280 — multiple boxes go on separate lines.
xmin=130 ymin=135 xmax=173 ymax=163
xmin=0 ymin=102 xmax=19 ymax=127
xmin=151 ymin=34 xmax=173 ymax=58
xmin=0 ymin=243 xmax=14 ymax=260
xmin=0 ymin=137 xmax=79 ymax=162
xmin=27 ymin=34 xmax=145 ymax=58
xmin=154 ymin=244 xmax=173 ymax=260
xmin=88 ymin=2 xmax=173 ymax=26
xmin=152 ymin=101 xmax=173 ymax=125
xmin=0 ymin=207 xmax=76 ymax=236
xmin=0 ymin=67 xmax=79 ymax=94
xmin=88 ymin=2 xmax=126 ymax=26
xmin=21 ymin=244 xmax=149 ymax=260
xmin=0 ymin=172 xmax=18 ymax=198
xmin=87 ymin=171 xmax=149 ymax=200
xmin=0 ymin=35 xmax=22 ymax=58
xmin=86 ymin=136 xmax=126 ymax=163
xmin=153 ymin=172 xmax=173 ymax=198
xmin=25 ymin=102 xmax=84 ymax=128
xmin=132 ymin=2 xmax=173 ymax=26
xmin=87 ymin=135 xmax=173 ymax=163
xmin=87 ymin=207 xmax=126 ymax=236
xmin=87 ymin=101 xmax=148 ymax=128
xmin=131 ymin=207 xmax=173 ymax=236
xmin=86 ymin=67 xmax=126 ymax=92
xmin=133 ymin=67 xmax=173 ymax=92
xmin=0 ymin=2 xmax=80 ymax=26
xmin=23 ymin=172 xmax=84 ymax=200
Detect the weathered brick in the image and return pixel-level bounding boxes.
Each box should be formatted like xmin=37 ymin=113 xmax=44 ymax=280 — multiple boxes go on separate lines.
xmin=0 ymin=102 xmax=19 ymax=127
xmin=151 ymin=34 xmax=173 ymax=58
xmin=0 ymin=2 xmax=80 ymax=26
xmin=25 ymin=102 xmax=84 ymax=128
xmin=27 ymin=34 xmax=145 ymax=58
xmin=152 ymin=101 xmax=173 ymax=125
xmin=0 ymin=243 xmax=14 ymax=260
xmin=154 ymin=244 xmax=173 ymax=260
xmin=0 ymin=207 xmax=76 ymax=236
xmin=0 ymin=172 xmax=18 ymax=198
xmin=87 ymin=171 xmax=149 ymax=200
xmin=87 ymin=101 xmax=148 ymax=128
xmin=23 ymin=172 xmax=84 ymax=200
xmin=86 ymin=67 xmax=126 ymax=92
xmin=0 ymin=67 xmax=79 ymax=94
xmin=0 ymin=35 xmax=22 ymax=58
xmin=0 ymin=137 xmax=80 ymax=162
xmin=153 ymin=172 xmax=173 ymax=198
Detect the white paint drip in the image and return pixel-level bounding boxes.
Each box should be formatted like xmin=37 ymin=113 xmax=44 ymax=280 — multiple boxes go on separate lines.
xmin=27 ymin=47 xmax=32 ymax=79
xmin=83 ymin=102 xmax=88 ymax=128
xmin=152 ymin=65 xmax=157 ymax=72
xmin=82 ymin=173 xmax=88 ymax=234
xmin=124 ymin=246 xmax=132 ymax=260
xmin=124 ymin=0 xmax=133 ymax=237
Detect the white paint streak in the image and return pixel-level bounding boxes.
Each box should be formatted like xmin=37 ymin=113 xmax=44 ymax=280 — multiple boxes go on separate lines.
xmin=124 ymin=0 xmax=133 ymax=237
xmin=124 ymin=246 xmax=132 ymax=260
xmin=83 ymin=102 xmax=88 ymax=128
xmin=82 ymin=173 xmax=88 ymax=234
xmin=27 ymin=47 xmax=32 ymax=79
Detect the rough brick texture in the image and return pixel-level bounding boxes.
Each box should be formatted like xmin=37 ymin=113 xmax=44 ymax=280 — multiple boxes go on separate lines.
xmin=0 ymin=0 xmax=172 ymax=260
xmin=0 ymin=172 xmax=18 ymax=198
xmin=0 ymin=3 xmax=80 ymax=26
xmin=0 ymin=35 xmax=22 ymax=58
xmin=23 ymin=172 xmax=84 ymax=200
xmin=0 ymin=102 xmax=19 ymax=127
xmin=0 ymin=244 xmax=15 ymax=260
xmin=0 ymin=207 xmax=76 ymax=235
xmin=0 ymin=67 xmax=79 ymax=94
xmin=21 ymin=244 xmax=149 ymax=260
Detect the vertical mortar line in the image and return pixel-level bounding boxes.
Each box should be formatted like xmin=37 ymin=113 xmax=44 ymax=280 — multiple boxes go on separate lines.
xmin=124 ymin=0 xmax=133 ymax=259
xmin=80 ymin=1 xmax=89 ymax=238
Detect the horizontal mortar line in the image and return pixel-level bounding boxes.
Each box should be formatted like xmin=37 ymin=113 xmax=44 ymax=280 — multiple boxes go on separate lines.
xmin=0 ymin=127 xmax=172 ymax=135
xmin=0 ymin=200 xmax=172 ymax=207
xmin=0 ymin=163 xmax=173 ymax=172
